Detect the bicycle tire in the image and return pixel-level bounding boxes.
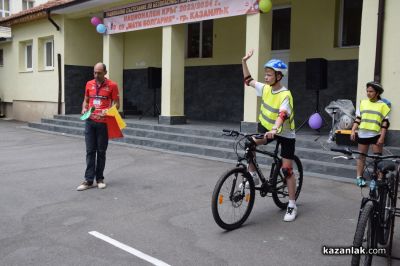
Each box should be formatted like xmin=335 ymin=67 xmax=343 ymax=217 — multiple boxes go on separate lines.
xmin=351 ymin=201 xmax=375 ymax=266
xmin=271 ymin=155 xmax=303 ymax=210
xmin=387 ymin=171 xmax=399 ymax=261
xmin=211 ymin=167 xmax=255 ymax=230
xmin=379 ymin=177 xmax=395 ymax=246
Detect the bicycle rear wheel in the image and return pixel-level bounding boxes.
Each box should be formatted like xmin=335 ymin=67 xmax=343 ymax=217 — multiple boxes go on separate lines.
xmin=351 ymin=201 xmax=375 ymax=266
xmin=211 ymin=167 xmax=255 ymax=230
xmin=271 ymin=155 xmax=303 ymax=210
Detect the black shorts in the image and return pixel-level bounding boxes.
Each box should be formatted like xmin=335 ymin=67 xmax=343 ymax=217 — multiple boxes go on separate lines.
xmin=258 ymin=124 xmax=296 ymax=160
xmin=357 ymin=135 xmax=380 ymax=145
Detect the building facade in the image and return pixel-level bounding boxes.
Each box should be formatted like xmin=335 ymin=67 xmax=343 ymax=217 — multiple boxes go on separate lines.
xmin=0 ymin=0 xmax=399 ymax=145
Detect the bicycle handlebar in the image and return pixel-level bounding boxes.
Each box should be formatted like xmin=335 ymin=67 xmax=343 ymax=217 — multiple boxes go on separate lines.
xmin=222 ymin=129 xmax=264 ymax=139
xmin=330 ymin=147 xmax=400 ymax=160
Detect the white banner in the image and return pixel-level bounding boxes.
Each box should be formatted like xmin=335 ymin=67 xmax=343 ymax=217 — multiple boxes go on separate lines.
xmin=104 ymin=0 xmax=259 ymax=34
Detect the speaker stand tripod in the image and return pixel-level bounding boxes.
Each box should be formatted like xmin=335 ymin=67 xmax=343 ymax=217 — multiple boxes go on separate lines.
xmin=295 ymin=90 xmax=325 ymax=133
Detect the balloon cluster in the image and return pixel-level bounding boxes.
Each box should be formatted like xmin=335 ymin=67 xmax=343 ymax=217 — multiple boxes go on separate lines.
xmin=91 ymin=16 xmax=107 ymax=34
xmin=259 ymin=0 xmax=272 ymax=13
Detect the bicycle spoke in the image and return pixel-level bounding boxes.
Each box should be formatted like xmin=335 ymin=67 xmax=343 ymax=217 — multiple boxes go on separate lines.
xmin=271 ymin=155 xmax=303 ymax=209
xmin=212 ymin=168 xmax=255 ymax=229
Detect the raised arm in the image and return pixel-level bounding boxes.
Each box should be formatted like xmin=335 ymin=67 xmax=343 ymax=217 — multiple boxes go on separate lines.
xmin=242 ymin=49 xmax=256 ymax=88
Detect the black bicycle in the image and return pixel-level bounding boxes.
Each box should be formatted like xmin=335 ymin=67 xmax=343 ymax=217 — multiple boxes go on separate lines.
xmin=211 ymin=129 xmax=303 ymax=230
xmin=331 ymin=148 xmax=400 ymax=266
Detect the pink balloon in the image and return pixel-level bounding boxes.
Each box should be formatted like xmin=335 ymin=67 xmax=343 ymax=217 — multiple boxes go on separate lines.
xmin=308 ymin=113 xmax=323 ymax=129
xmin=91 ymin=17 xmax=102 ymax=26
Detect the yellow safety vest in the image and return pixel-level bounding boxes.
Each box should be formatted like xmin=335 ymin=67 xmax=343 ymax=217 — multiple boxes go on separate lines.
xmin=259 ymin=85 xmax=295 ymax=133
xmin=359 ymin=99 xmax=390 ymax=132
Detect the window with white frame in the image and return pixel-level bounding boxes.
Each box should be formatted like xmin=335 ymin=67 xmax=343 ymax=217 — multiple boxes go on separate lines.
xmin=338 ymin=0 xmax=363 ymax=47
xmin=187 ymin=20 xmax=213 ymax=58
xmin=44 ymin=40 xmax=53 ymax=69
xmin=0 ymin=0 xmax=11 ymax=18
xmin=0 ymin=49 xmax=3 ymax=66
xmin=22 ymin=0 xmax=34 ymax=10
xmin=38 ymin=37 xmax=54 ymax=70
xmin=25 ymin=43 xmax=33 ymax=71
xmin=271 ymin=8 xmax=291 ymax=50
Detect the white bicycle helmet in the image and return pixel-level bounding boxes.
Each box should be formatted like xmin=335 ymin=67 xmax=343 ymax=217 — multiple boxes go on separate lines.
xmin=366 ymin=81 xmax=384 ymax=94
xmin=264 ymin=59 xmax=288 ymax=76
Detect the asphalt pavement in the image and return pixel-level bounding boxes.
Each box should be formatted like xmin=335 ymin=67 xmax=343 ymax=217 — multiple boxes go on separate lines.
xmin=0 ymin=120 xmax=399 ymax=266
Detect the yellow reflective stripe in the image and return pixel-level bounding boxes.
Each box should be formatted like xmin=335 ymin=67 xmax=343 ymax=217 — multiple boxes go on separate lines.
xmin=360 ymin=119 xmax=381 ymax=127
xmin=360 ymin=110 xmax=385 ymax=120
xmin=261 ymin=101 xmax=279 ymax=113
xmin=259 ymin=112 xmax=276 ymax=124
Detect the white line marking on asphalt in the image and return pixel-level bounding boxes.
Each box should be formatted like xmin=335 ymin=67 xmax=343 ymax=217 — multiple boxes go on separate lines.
xmin=89 ymin=231 xmax=171 ymax=266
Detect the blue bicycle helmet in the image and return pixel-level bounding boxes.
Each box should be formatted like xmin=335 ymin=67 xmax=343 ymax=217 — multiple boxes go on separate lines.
xmin=264 ymin=59 xmax=288 ymax=75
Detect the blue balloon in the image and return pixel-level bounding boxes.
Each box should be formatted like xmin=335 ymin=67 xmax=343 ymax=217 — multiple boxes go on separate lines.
xmin=96 ymin=24 xmax=107 ymax=34
xmin=308 ymin=113 xmax=323 ymax=129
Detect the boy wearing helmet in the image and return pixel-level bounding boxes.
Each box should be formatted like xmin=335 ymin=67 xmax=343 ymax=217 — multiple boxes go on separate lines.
xmin=242 ymin=49 xmax=297 ymax=222
xmin=350 ymin=81 xmax=391 ymax=187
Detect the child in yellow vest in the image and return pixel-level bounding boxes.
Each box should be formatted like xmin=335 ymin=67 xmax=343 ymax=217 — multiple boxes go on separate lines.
xmin=242 ymin=49 xmax=297 ymax=222
xmin=350 ymin=81 xmax=391 ymax=186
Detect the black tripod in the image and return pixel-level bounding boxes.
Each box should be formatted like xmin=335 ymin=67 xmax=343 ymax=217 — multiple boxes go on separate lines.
xmin=138 ymin=86 xmax=160 ymax=120
xmin=295 ymin=90 xmax=325 ymax=132
xmin=139 ymin=67 xmax=161 ymax=120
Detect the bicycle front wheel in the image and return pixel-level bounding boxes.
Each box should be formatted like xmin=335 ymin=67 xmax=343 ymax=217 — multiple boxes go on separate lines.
xmin=387 ymin=171 xmax=399 ymax=261
xmin=211 ymin=167 xmax=255 ymax=230
xmin=378 ymin=184 xmax=394 ymax=246
xmin=351 ymin=201 xmax=375 ymax=266
xmin=271 ymin=155 xmax=303 ymax=210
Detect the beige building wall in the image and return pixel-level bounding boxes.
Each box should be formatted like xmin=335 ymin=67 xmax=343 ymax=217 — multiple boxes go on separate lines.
xmin=186 ymin=15 xmax=246 ymax=67
xmin=290 ymin=0 xmax=359 ymax=61
xmin=64 ymin=17 xmax=103 ymax=67
xmin=358 ymin=0 xmax=400 ymax=131
xmin=0 ymin=40 xmax=12 ymax=102
xmin=124 ymin=27 xmax=162 ymax=69
xmin=0 ymin=16 xmax=64 ymax=121
xmin=123 ymin=15 xmax=246 ymax=69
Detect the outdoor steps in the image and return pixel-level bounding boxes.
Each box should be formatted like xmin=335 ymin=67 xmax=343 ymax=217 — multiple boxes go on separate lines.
xmin=28 ymin=115 xmax=361 ymax=180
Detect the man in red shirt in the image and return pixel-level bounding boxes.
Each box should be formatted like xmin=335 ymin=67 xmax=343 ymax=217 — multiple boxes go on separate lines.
xmin=77 ymin=62 xmax=120 ymax=191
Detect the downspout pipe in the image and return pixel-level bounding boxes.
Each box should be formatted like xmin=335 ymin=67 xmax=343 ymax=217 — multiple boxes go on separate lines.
xmin=47 ymin=10 xmax=60 ymax=31
xmin=374 ymin=0 xmax=385 ymax=82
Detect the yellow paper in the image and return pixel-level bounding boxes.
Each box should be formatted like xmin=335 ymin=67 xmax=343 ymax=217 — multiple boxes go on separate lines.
xmin=106 ymin=105 xmax=126 ymax=129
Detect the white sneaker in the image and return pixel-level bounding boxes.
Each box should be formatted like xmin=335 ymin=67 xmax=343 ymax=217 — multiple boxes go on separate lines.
xmin=283 ymin=206 xmax=297 ymax=222
xmin=239 ymin=174 xmax=260 ymax=189
xmin=97 ymin=180 xmax=107 ymax=189
xmin=77 ymin=181 xmax=95 ymax=191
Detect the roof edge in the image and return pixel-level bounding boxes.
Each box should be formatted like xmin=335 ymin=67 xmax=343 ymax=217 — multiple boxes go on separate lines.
xmin=0 ymin=0 xmax=92 ymax=27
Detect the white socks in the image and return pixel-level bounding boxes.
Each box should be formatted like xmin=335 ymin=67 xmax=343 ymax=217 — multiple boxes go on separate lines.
xmin=288 ymin=200 xmax=296 ymax=208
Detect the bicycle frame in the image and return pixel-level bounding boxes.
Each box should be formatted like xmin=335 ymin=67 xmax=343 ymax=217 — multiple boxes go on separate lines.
xmin=236 ymin=142 xmax=282 ymax=183
xmin=357 ymin=158 xmax=399 ymax=246
xmin=235 ymin=140 xmax=283 ymax=197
